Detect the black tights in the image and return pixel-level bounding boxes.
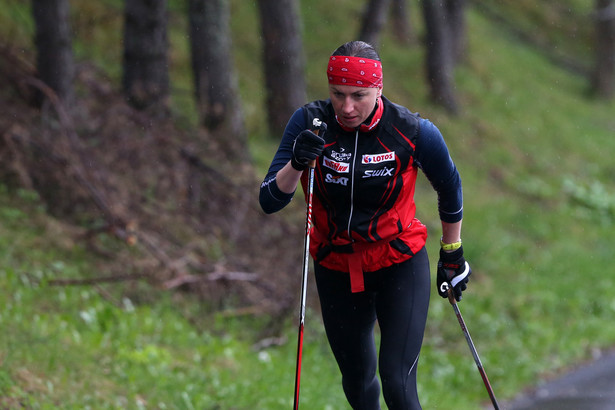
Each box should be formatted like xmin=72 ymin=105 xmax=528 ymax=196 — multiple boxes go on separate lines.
xmin=314 ymin=247 xmax=430 ymax=410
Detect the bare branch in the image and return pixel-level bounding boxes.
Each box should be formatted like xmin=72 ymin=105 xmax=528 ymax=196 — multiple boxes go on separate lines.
xmin=47 ymin=272 xmax=150 ymax=286
xmin=162 ymin=268 xmax=259 ymax=290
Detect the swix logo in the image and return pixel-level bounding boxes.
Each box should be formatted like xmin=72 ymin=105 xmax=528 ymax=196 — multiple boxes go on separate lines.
xmin=363 ymin=167 xmax=395 ymax=178
xmin=325 ymin=174 xmax=349 ymax=186
xmin=362 ymin=152 xmax=395 ymax=164
xmin=323 ymin=156 xmax=350 ymax=173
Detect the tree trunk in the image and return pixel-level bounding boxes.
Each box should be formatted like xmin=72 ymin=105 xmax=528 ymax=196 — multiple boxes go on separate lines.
xmin=390 ymin=0 xmax=414 ymax=45
xmin=421 ymin=0 xmax=458 ymax=114
xmin=359 ymin=0 xmax=393 ymax=48
xmin=122 ymin=0 xmax=170 ymax=115
xmin=256 ymin=0 xmax=307 ymax=138
xmin=592 ymin=0 xmax=615 ymax=99
xmin=189 ymin=0 xmax=248 ymax=161
xmin=31 ymin=0 xmax=75 ymax=106
xmin=446 ymin=0 xmax=467 ymax=63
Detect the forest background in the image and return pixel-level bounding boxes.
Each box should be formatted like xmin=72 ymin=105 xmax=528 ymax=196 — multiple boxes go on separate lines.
xmin=1 ymin=0 xmax=615 ymax=408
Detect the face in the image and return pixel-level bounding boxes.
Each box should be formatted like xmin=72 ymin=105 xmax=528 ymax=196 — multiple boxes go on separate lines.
xmin=328 ymin=84 xmax=382 ymax=129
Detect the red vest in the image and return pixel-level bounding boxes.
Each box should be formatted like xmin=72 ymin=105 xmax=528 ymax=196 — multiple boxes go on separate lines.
xmin=302 ymin=97 xmax=428 ymax=292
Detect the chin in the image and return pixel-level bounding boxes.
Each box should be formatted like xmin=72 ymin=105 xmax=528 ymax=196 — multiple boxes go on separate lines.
xmin=342 ymin=119 xmax=360 ymax=128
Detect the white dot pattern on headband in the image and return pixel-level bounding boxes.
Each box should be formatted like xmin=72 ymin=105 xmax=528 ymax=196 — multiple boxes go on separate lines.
xmin=327 ymin=56 xmax=383 ymax=87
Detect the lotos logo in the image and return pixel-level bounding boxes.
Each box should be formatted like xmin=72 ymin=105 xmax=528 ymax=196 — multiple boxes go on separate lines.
xmin=323 ymin=157 xmax=350 ymax=173
xmin=362 ymin=152 xmax=395 ymax=164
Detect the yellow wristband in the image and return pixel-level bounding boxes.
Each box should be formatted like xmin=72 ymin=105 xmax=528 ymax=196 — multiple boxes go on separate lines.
xmin=440 ymin=238 xmax=462 ymax=251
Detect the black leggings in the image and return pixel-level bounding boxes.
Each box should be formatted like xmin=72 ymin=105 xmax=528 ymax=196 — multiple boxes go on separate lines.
xmin=314 ymin=247 xmax=430 ymax=410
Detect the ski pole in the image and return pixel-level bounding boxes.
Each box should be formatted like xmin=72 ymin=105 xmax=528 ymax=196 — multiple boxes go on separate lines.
xmin=293 ymin=118 xmax=326 ymax=410
xmin=440 ymin=283 xmax=500 ymax=410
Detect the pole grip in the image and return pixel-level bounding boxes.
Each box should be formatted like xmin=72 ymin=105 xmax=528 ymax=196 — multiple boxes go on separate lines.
xmin=308 ymin=128 xmax=320 ymax=169
xmin=447 ymin=287 xmax=457 ymax=305
xmin=441 ymin=282 xmax=457 ymax=305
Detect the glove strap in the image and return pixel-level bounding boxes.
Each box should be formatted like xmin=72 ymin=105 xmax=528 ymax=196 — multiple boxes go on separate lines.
xmin=440 ymin=238 xmax=462 ymax=251
xmin=451 ymin=262 xmax=470 ymax=287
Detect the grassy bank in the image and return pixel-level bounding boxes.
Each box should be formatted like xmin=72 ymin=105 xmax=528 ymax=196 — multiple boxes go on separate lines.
xmin=2 ymin=0 xmax=615 ymax=408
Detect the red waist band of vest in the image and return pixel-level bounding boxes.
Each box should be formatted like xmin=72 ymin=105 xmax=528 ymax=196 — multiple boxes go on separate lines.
xmin=314 ymin=235 xmax=400 ymax=293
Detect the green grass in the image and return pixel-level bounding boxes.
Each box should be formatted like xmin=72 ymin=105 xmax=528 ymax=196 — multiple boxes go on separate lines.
xmin=2 ymin=0 xmax=615 ymax=408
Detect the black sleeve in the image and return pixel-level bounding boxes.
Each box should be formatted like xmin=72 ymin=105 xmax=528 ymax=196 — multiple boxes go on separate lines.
xmin=414 ymin=119 xmax=463 ymax=223
xmin=259 ymin=107 xmax=306 ymax=214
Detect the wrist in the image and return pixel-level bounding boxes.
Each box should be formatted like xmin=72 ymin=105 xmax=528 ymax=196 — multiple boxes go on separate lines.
xmin=290 ymin=157 xmax=307 ymax=171
xmin=440 ymin=237 xmax=462 ymax=251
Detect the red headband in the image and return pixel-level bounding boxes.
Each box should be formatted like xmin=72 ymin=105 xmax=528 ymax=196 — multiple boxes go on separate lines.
xmin=327 ymin=56 xmax=383 ymax=88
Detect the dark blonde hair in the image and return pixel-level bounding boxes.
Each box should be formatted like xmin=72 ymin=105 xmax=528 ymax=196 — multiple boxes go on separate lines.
xmin=331 ymin=41 xmax=381 ymax=61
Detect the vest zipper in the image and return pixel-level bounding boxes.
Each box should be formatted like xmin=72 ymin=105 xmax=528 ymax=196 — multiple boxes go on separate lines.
xmin=347 ymin=129 xmax=359 ymax=240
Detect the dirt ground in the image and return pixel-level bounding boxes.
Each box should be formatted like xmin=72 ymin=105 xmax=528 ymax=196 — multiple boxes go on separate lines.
xmin=0 ymin=47 xmax=308 ymax=332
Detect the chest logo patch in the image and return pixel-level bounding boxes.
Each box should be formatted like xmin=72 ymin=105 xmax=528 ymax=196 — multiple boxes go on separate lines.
xmin=325 ymin=174 xmax=349 ymax=186
xmin=363 ymin=167 xmax=394 ymax=178
xmin=330 ymin=149 xmax=352 ymax=162
xmin=323 ymin=156 xmax=350 ymax=173
xmin=362 ymin=151 xmax=395 ymax=164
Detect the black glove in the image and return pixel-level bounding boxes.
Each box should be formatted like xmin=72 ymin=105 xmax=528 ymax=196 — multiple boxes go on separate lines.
xmin=291 ymin=130 xmax=325 ymax=171
xmin=437 ymin=246 xmax=471 ymax=301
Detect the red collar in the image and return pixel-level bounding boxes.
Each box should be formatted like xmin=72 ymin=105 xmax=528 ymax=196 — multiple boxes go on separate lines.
xmin=335 ymin=99 xmax=383 ymax=132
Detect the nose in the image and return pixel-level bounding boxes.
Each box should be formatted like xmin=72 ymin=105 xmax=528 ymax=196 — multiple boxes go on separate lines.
xmin=341 ymin=96 xmax=354 ymax=114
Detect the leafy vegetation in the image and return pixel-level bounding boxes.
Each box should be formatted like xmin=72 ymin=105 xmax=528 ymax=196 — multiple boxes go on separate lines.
xmin=1 ymin=0 xmax=615 ymax=408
